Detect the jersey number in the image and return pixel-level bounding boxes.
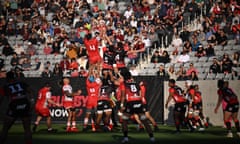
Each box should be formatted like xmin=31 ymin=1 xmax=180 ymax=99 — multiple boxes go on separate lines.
xmin=9 ymin=84 xmax=23 ymax=94
xmin=89 ymin=45 xmax=96 ymax=51
xmin=130 ymin=85 xmax=137 ymax=92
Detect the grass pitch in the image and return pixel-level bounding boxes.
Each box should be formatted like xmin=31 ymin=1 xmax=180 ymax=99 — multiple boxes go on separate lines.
xmin=4 ymin=124 xmax=240 ymax=144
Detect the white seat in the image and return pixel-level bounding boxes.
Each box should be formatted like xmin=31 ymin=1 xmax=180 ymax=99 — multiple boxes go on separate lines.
xmin=214 ymin=45 xmax=223 ymax=51
xmin=232 ymin=45 xmax=239 ymax=50
xmin=190 ymin=57 xmax=198 ymax=63
xmin=228 ymin=40 xmax=236 ymax=45
xmin=206 ymin=73 xmax=216 ymax=80
xmin=198 ymin=73 xmax=206 ymax=80
xmin=198 ymin=57 xmax=208 ymax=62
xmin=223 ymin=45 xmax=233 ymax=51
xmin=224 ymin=73 xmax=233 ymax=80
xmin=202 ymin=61 xmax=212 ymax=68
xmin=193 ymin=62 xmax=203 ymax=68
xmin=215 ymin=73 xmax=225 ymax=80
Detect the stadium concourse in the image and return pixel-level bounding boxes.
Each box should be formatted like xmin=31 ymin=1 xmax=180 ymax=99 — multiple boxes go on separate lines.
xmin=0 ymin=0 xmax=239 ymax=80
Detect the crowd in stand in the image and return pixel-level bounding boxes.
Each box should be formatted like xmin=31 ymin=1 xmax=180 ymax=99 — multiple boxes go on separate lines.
xmin=0 ymin=0 xmax=239 ymax=80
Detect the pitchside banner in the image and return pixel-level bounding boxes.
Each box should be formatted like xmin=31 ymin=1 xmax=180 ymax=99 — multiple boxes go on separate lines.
xmin=0 ymin=77 xmax=164 ymax=123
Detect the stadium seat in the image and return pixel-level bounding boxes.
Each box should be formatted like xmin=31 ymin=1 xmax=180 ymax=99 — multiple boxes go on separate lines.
xmin=202 ymin=61 xmax=212 ymax=68
xmin=206 ymin=73 xmax=216 ymax=80
xmin=215 ymin=73 xmax=225 ymax=80
xmin=198 ymin=73 xmax=206 ymax=80
xmin=193 ymin=62 xmax=203 ymax=68
xmin=198 ymin=57 xmax=208 ymax=62
xmin=224 ymin=73 xmax=233 ymax=80
xmin=227 ymin=40 xmax=236 ymax=45
xmin=214 ymin=45 xmax=223 ymax=51
xmin=198 ymin=67 xmax=205 ymax=74
xmin=223 ymin=45 xmax=232 ymax=51
xmin=189 ymin=56 xmax=198 ymax=63
xmin=232 ymin=45 xmax=239 ymax=50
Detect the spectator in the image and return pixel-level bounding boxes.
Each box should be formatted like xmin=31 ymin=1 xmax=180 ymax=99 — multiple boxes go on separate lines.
xmin=71 ymin=68 xmax=79 ymax=77
xmin=52 ymin=63 xmax=63 ymax=77
xmin=79 ymin=66 xmax=88 ymax=77
xmin=186 ymin=63 xmax=198 ymax=77
xmin=188 ymin=71 xmax=199 ymax=81
xmin=77 ymin=46 xmax=88 ymax=69
xmin=0 ymin=58 xmax=4 ymax=70
xmin=2 ymin=43 xmax=14 ymax=56
xmin=176 ymin=65 xmax=188 ymax=81
xmin=232 ymin=52 xmax=240 ymax=67
xmin=59 ymin=57 xmax=70 ymax=72
xmin=33 ymin=58 xmax=43 ymax=71
xmin=43 ymin=44 xmax=53 ymax=55
xmin=0 ymin=34 xmax=8 ymax=46
xmin=21 ymin=58 xmax=32 ymax=71
xmin=156 ymin=64 xmax=168 ymax=80
xmin=13 ymin=44 xmax=25 ymax=55
xmin=191 ymin=34 xmax=202 ymax=52
xmin=205 ymin=44 xmax=215 ymax=57
xmin=10 ymin=53 xmax=19 ymax=67
xmin=51 ymin=40 xmax=61 ymax=54
xmin=0 ymin=68 xmax=6 ymax=78
xmin=66 ymin=44 xmax=78 ymax=59
xmin=231 ymin=19 xmax=240 ymax=45
xmin=215 ymin=29 xmax=228 ymax=46
xmin=209 ymin=58 xmax=221 ymax=74
xmin=177 ymin=50 xmax=190 ymax=63
xmin=220 ymin=54 xmax=233 ymax=74
xmin=195 ymin=45 xmax=206 ymax=57
xmin=182 ymin=40 xmax=192 ymax=53
xmin=41 ymin=67 xmax=53 ymax=78
xmin=171 ymin=34 xmax=183 ymax=55
xmin=69 ymin=58 xmax=79 ymax=71
xmin=44 ymin=61 xmax=52 ymax=71
xmin=159 ymin=50 xmax=171 ymax=64
xmin=26 ymin=42 xmax=37 ymax=56
xmin=167 ymin=65 xmax=177 ymax=80
xmin=150 ymin=50 xmax=161 ymax=63
xmin=14 ymin=67 xmax=25 ymax=78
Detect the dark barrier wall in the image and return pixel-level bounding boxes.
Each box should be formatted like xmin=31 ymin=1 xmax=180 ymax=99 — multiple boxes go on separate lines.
xmin=0 ymin=77 xmax=164 ymax=123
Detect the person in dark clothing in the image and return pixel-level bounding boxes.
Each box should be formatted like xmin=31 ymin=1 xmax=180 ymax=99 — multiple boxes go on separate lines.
xmin=2 ymin=43 xmax=14 ymax=57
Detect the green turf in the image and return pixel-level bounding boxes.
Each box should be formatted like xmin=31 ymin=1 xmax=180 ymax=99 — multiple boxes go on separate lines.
xmin=4 ymin=124 xmax=240 ymax=144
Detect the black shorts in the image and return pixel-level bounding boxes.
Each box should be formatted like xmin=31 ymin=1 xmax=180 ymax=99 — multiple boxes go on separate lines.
xmin=97 ymin=100 xmax=111 ymax=112
xmin=7 ymin=98 xmax=31 ymax=118
xmin=142 ymin=104 xmax=149 ymax=112
xmin=224 ymin=103 xmax=239 ymax=113
xmin=125 ymin=101 xmax=144 ymax=115
xmin=174 ymin=102 xmax=187 ymax=113
xmin=192 ymin=102 xmax=202 ymax=111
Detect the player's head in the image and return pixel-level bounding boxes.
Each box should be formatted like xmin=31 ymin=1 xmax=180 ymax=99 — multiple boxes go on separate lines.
xmin=194 ymin=84 xmax=199 ymax=90
xmin=168 ymin=79 xmax=175 ymax=87
xmin=63 ymin=78 xmax=70 ymax=85
xmin=223 ymin=81 xmax=229 ymax=88
xmin=185 ymin=80 xmax=192 ymax=88
xmin=85 ymin=33 xmax=92 ymax=40
xmin=120 ymin=69 xmax=132 ymax=81
xmin=217 ymin=79 xmax=224 ymax=89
